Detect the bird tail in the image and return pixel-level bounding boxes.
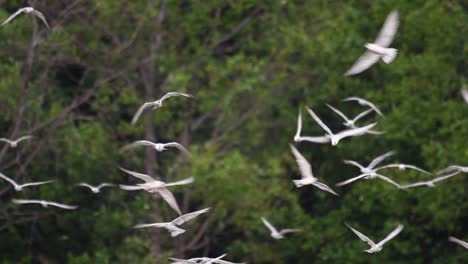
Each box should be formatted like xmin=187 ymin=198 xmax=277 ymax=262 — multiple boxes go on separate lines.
xmin=382 ymin=49 xmax=398 ymax=64
xmin=292 ymin=180 xmax=302 ymax=188
xmin=170 ymin=229 xmax=186 ymax=237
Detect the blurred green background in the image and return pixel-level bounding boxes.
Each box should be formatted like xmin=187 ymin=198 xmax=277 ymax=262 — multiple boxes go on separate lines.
xmin=0 ymin=0 xmax=466 ymax=263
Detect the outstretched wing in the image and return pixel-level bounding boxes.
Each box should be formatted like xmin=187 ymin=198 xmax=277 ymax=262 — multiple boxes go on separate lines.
xmin=0 ymin=172 xmax=18 ymax=188
xmin=312 ymin=181 xmax=339 ymax=196
xmin=160 ymin=92 xmax=193 ymax=102
xmin=1 ymin=8 xmax=26 ymax=26
xmin=335 ymin=173 xmax=370 ymax=187
xmin=31 ymin=10 xmax=50 ymax=29
xmin=134 ymin=222 xmax=166 ymax=229
xmin=157 ymin=188 xmax=182 ymax=215
xmin=164 ymin=142 xmax=191 ymax=156
xmin=448 ymin=236 xmax=468 ymax=249
xmin=172 ymin=207 xmax=210 ymax=226
xmin=374 ymin=10 xmax=399 ymax=47
xmin=334 ymin=123 xmax=377 ymax=141
xmin=16 ymin=135 xmax=33 ymax=143
xmin=296 ymin=136 xmax=330 ymax=144
xmin=353 ymin=108 xmax=373 ymax=123
xmin=12 ymin=198 xmax=41 ymax=205
xmin=306 ymin=107 xmax=333 ymax=135
xmin=131 ymin=102 xmax=153 ymax=125
xmin=119 ymin=167 xmax=155 ymax=183
xmin=289 ymin=144 xmax=314 ymax=180
xmin=119 ymin=184 xmax=146 ymax=191
xmin=47 ymin=202 xmax=78 ymax=210
xmin=294 ymin=109 xmax=302 ymax=141
xmin=368 ymin=151 xmax=396 ymax=169
xmin=375 ymin=174 xmax=401 ymax=188
xmin=375 ymin=164 xmax=431 ymax=175
xmin=377 ymin=224 xmax=403 ymax=247
xmin=326 ymin=104 xmax=350 ymax=122
xmin=346 ymin=224 xmax=376 ymax=248
xmin=343 ymin=160 xmax=365 ymax=170
xmin=97 ymin=183 xmax=115 ymax=189
xmin=21 ymin=180 xmax=54 ymax=188
xmin=120 ymin=140 xmax=156 ymax=152
xmin=261 ymin=217 xmax=278 ymax=234
xmin=278 ymin=229 xmax=302 ymax=236
xmin=344 ymin=51 xmax=380 ymax=76
xmin=165 ymin=177 xmax=194 ymax=187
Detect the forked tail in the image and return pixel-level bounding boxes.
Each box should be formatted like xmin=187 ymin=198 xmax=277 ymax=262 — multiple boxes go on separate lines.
xmin=382 ymin=48 xmax=398 ymax=64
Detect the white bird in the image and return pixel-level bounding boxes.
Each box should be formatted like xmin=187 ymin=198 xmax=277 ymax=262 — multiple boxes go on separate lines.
xmin=306 ymin=107 xmax=377 ymax=146
xmin=289 ymin=144 xmax=339 ymax=196
xmin=326 ymin=104 xmax=384 ymax=135
xmin=436 ymin=165 xmax=468 ymax=175
xmin=0 ymin=135 xmax=33 ymax=148
xmin=399 ymin=171 xmax=460 ymax=189
xmin=134 ymin=208 xmax=210 ymax=237
xmin=121 ymin=140 xmax=190 ymax=156
xmin=345 ymin=10 xmax=399 ymax=76
xmin=119 ymin=168 xmax=193 ymax=215
xmin=170 ymin=254 xmax=244 ymax=264
xmin=461 ymin=89 xmax=468 ymax=104
xmin=375 ymin=163 xmax=431 ymax=175
xmin=131 ymin=92 xmax=193 ymax=125
xmin=448 ymin=236 xmax=468 ymax=249
xmin=342 ymin=97 xmax=384 ymax=117
xmin=76 ymin=183 xmax=115 ymax=193
xmin=12 ymin=199 xmax=78 ymax=210
xmin=0 ymin=172 xmax=53 ymax=191
xmin=346 ymin=223 xmax=404 ymax=253
xmin=2 ymin=7 xmax=50 ymax=29
xmin=261 ymin=217 xmax=301 ymax=239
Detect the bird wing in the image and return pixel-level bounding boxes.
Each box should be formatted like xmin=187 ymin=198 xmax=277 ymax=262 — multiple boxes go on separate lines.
xmin=289 ymin=144 xmax=314 ymax=180
xmin=342 ymin=97 xmax=384 ymax=116
xmin=16 ymin=135 xmax=33 ymax=143
xmin=344 ymin=51 xmax=381 ymax=76
xmin=134 ymin=222 xmax=167 ymax=228
xmin=0 ymin=138 xmax=13 ymax=145
xmin=12 ymin=198 xmax=41 ymax=205
xmin=119 ymin=167 xmax=155 ymax=183
xmin=172 ymin=207 xmax=210 ymax=226
xmin=436 ymin=165 xmax=463 ymax=175
xmin=305 ymin=107 xmax=333 ymax=135
xmin=462 ymin=89 xmax=468 ymax=104
xmin=21 ymin=180 xmax=53 ymax=188
xmin=448 ymin=236 xmax=468 ymax=249
xmin=312 ymin=181 xmax=339 ymax=196
xmin=278 ymin=229 xmax=302 ymax=235
xmin=1 ymin=8 xmax=26 ymax=26
xmin=77 ymin=183 xmax=93 ymax=189
xmin=296 ymin=136 xmax=330 ymax=144
xmin=261 ymin=217 xmax=278 ymax=234
xmin=377 ymin=224 xmax=404 ymax=247
xmin=432 ymin=171 xmax=460 ymax=183
xmin=343 ymin=160 xmax=365 ymax=170
xmin=374 ymin=10 xmax=399 ymax=47
xmin=47 ymin=201 xmax=78 ymax=210
xmin=399 ymin=181 xmax=429 ymax=189
xmin=335 ymin=173 xmax=370 ymax=187
xmin=119 ymin=184 xmax=146 ymax=191
xmin=294 ymin=109 xmax=302 ymax=141
xmin=164 ymin=142 xmax=191 ymax=156
xmin=31 ymin=10 xmax=50 ymax=29
xmin=375 ymin=164 xmax=431 ymax=175
xmin=0 ymin=172 xmax=19 ymax=188
xmin=346 ymin=224 xmax=376 ymax=248
xmin=368 ymin=151 xmax=396 ymax=169
xmin=334 ymin=123 xmax=377 ymax=141
xmin=160 ymin=92 xmax=194 ymax=102
xmin=165 ymin=177 xmax=194 ymax=187
xmin=375 ymin=174 xmax=401 ymax=188
xmin=352 ymin=108 xmax=373 ymax=123
xmin=168 ymin=258 xmax=197 ymax=264
xmin=120 ymin=140 xmax=156 ymax=151
xmin=326 ymin=104 xmax=350 ymax=122
xmin=157 ymin=188 xmax=182 ymax=215
xmin=131 ymin=102 xmax=153 ymax=125
xmin=97 ymin=183 xmax=115 ymax=189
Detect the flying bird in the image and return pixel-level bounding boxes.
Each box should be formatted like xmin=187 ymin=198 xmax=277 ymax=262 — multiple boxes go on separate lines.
xmin=436 ymin=165 xmax=468 ymax=175
xmin=346 ymin=223 xmax=404 ymax=253
xmin=306 ymin=107 xmax=377 ymax=146
xmin=342 ymin=97 xmax=384 ymax=117
xmin=448 ymin=236 xmax=468 ymax=249
xmin=375 ymin=163 xmax=431 ymax=175
xmin=461 ymin=89 xmax=468 ymax=104
xmin=261 ymin=217 xmax=301 ymax=239
xmin=399 ymin=171 xmax=460 ymax=189
xmin=170 ymin=254 xmax=244 ymax=264
xmin=326 ymin=104 xmax=384 ymax=135
xmin=0 ymin=172 xmax=53 ymax=191
xmin=76 ymin=183 xmax=115 ymax=193
xmin=119 ymin=167 xmax=193 ymax=215
xmin=344 ymin=10 xmax=399 ymax=76
xmin=134 ymin=208 xmax=210 ymax=237
xmin=289 ymin=144 xmax=339 ymax=196
xmin=0 ymin=135 xmax=33 ymax=148
xmin=2 ymin=7 xmax=50 ymax=29
xmin=131 ymin=92 xmax=193 ymax=125
xmin=12 ymin=199 xmax=78 ymax=210
xmin=121 ymin=140 xmax=190 ymax=156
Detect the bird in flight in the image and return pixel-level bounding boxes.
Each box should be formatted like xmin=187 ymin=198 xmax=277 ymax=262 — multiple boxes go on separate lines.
xmin=345 ymin=10 xmax=399 ymax=76
xmin=448 ymin=236 xmax=468 ymax=249
xmin=261 ymin=217 xmax=301 ymax=239
xmin=76 ymin=183 xmax=115 ymax=193
xmin=289 ymin=144 xmax=339 ymax=196
xmin=342 ymin=97 xmax=384 ymax=117
xmin=121 ymin=140 xmax=190 ymax=156
xmin=346 ymin=223 xmax=404 ymax=253
xmin=399 ymin=171 xmax=460 ymax=189
xmin=2 ymin=7 xmax=50 ymax=29
xmin=0 ymin=172 xmax=53 ymax=191
xmin=119 ymin=167 xmax=193 ymax=215
xmin=131 ymin=92 xmax=193 ymax=125
xmin=12 ymin=199 xmax=78 ymax=210
xmin=0 ymin=135 xmax=33 ymax=148
xmin=436 ymin=165 xmax=468 ymax=175
xmin=293 ymin=109 xmax=331 ymax=144
xmin=134 ymin=207 xmax=210 ymax=237
xmin=169 ymin=254 xmax=244 ymax=264
xmin=375 ymin=163 xmax=431 ymax=175
xmin=326 ymin=104 xmax=384 ymax=135
xmin=306 ymin=107 xmax=377 ymax=146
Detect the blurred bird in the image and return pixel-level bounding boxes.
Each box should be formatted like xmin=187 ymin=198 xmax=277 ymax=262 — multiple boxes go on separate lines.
xmin=119 ymin=167 xmax=193 ymax=215
xmin=448 ymin=236 xmax=468 ymax=249
xmin=326 ymin=104 xmax=384 ymax=135
xmin=306 ymin=107 xmax=377 ymax=146
xmin=461 ymin=89 xmax=468 ymax=104
xmin=131 ymin=92 xmax=193 ymax=125
xmin=436 ymin=165 xmax=468 ymax=175
xmin=399 ymin=171 xmax=460 ymax=189
xmin=261 ymin=217 xmax=301 ymax=239
xmin=345 ymin=10 xmax=399 ymax=76
xmin=76 ymin=183 xmax=115 ymax=193
xmin=170 ymin=254 xmax=244 ymax=264
xmin=134 ymin=208 xmax=210 ymax=237
xmin=375 ymin=163 xmax=431 ymax=175
xmin=346 ymin=224 xmax=404 ymax=253
xmin=289 ymin=144 xmax=339 ymax=196
xmin=121 ymin=140 xmax=190 ymax=156
xmin=12 ymin=199 xmax=77 ymax=209
xmin=2 ymin=7 xmax=50 ymax=29
xmin=0 ymin=135 xmax=33 ymax=148
xmin=342 ymin=97 xmax=384 ymax=117
xmin=0 ymin=172 xmax=53 ymax=191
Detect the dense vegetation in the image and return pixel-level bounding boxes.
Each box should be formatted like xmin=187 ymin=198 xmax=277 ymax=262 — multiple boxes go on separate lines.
xmin=0 ymin=1 xmax=466 ymax=263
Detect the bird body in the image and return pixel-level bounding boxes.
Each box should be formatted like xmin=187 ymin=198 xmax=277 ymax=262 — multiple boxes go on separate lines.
xmin=364 ymin=43 xmax=398 ymax=64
